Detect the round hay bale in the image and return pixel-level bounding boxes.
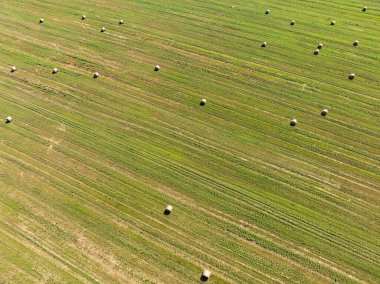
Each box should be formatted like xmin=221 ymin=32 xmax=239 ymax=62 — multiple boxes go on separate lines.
xmin=290 ymin=20 xmax=295 ymax=25
xmin=200 ymin=99 xmax=207 ymax=106
xmin=5 ymin=116 xmax=13 ymax=123
xmin=93 ymin=72 xmax=100 ymax=78
xmin=317 ymin=43 xmax=323 ymax=49
xmin=331 ymin=20 xmax=335 ymax=25
xmin=290 ymin=119 xmax=297 ymax=126
xmin=201 ymin=269 xmax=211 ymax=281
xmin=321 ymin=109 xmax=328 ymax=116
xmin=348 ymin=73 xmax=355 ymax=80
xmin=119 ymin=19 xmax=124 ymax=25
xmin=52 ymin=68 xmax=58 ymax=74
xmin=154 ymin=65 xmax=160 ymax=71
xmin=164 ymin=205 xmax=173 ymax=215
xmin=39 ymin=18 xmax=44 ymax=24
xmin=100 ymin=27 xmax=106 ymax=32
xmin=265 ymin=10 xmax=270 ymax=14
xmin=82 ymin=15 xmax=87 ymax=20
xmin=362 ymin=7 xmax=367 ymax=12
xmin=314 ymin=49 xmax=319 ymax=55
xmin=10 ymin=66 xmax=17 ymax=73
xmin=353 ymin=40 xmax=359 ymax=46
xmin=261 ymin=41 xmax=267 ymax=47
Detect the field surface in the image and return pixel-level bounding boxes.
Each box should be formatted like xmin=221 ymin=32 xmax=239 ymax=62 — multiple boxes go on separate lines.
xmin=0 ymin=0 xmax=379 ymax=283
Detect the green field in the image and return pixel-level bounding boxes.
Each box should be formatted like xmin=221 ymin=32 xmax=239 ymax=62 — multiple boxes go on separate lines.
xmin=0 ymin=0 xmax=379 ymax=283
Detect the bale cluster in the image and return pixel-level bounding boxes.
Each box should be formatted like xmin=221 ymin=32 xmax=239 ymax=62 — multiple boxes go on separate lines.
xmin=261 ymin=41 xmax=267 ymax=47
xmin=82 ymin=15 xmax=87 ymax=20
xmin=5 ymin=116 xmax=13 ymax=124
xmin=290 ymin=119 xmax=297 ymax=126
xmin=200 ymin=99 xmax=207 ymax=106
xmin=362 ymin=7 xmax=367 ymax=12
xmin=119 ymin=19 xmax=124 ymax=25
xmin=52 ymin=68 xmax=58 ymax=74
xmin=154 ymin=65 xmax=160 ymax=71
xmin=349 ymin=73 xmax=355 ymax=80
xmin=290 ymin=20 xmax=295 ymax=25
xmin=10 ymin=66 xmax=17 ymax=73
xmin=353 ymin=40 xmax=359 ymax=46
xmin=331 ymin=20 xmax=335 ymax=25
xmin=100 ymin=27 xmax=106 ymax=32
xmin=321 ymin=109 xmax=328 ymax=116
xmin=265 ymin=10 xmax=270 ymax=14
xmin=93 ymin=72 xmax=100 ymax=78
xmin=201 ymin=269 xmax=211 ymax=281
xmin=39 ymin=18 xmax=44 ymax=24
xmin=164 ymin=205 xmax=173 ymax=215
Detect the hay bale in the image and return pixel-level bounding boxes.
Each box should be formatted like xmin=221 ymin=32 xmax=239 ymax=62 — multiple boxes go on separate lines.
xmin=82 ymin=15 xmax=87 ymax=20
xmin=349 ymin=73 xmax=355 ymax=80
xmin=164 ymin=205 xmax=173 ymax=215
xmin=261 ymin=41 xmax=267 ymax=47
xmin=362 ymin=7 xmax=367 ymax=12
xmin=265 ymin=10 xmax=270 ymax=14
xmin=5 ymin=116 xmax=13 ymax=123
xmin=353 ymin=40 xmax=359 ymax=46
xmin=290 ymin=20 xmax=295 ymax=25
xmin=314 ymin=49 xmax=319 ymax=55
xmin=200 ymin=99 xmax=207 ymax=106
xmin=52 ymin=68 xmax=58 ymax=74
xmin=331 ymin=20 xmax=335 ymax=25
xmin=119 ymin=19 xmax=124 ymax=24
xmin=39 ymin=18 xmax=44 ymax=24
xmin=201 ymin=269 xmax=211 ymax=281
xmin=290 ymin=119 xmax=297 ymax=126
xmin=321 ymin=109 xmax=328 ymax=116
xmin=100 ymin=27 xmax=106 ymax=32
xmin=154 ymin=65 xmax=160 ymax=71
xmin=10 ymin=66 xmax=17 ymax=73
xmin=317 ymin=43 xmax=323 ymax=49
xmin=93 ymin=72 xmax=100 ymax=78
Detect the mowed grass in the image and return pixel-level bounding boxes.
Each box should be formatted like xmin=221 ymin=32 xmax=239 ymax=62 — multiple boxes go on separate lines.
xmin=0 ymin=0 xmax=379 ymax=283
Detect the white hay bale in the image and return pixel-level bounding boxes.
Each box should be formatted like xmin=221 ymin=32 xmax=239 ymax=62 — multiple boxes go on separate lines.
xmin=39 ymin=18 xmax=44 ymax=24
xmin=93 ymin=72 xmax=100 ymax=78
xmin=82 ymin=15 xmax=87 ymax=20
xmin=290 ymin=119 xmax=297 ymax=126
xmin=154 ymin=65 xmax=160 ymax=71
xmin=321 ymin=109 xmax=328 ymax=116
xmin=349 ymin=73 xmax=355 ymax=80
xmin=164 ymin=205 xmax=173 ymax=215
xmin=317 ymin=43 xmax=323 ymax=49
xmin=265 ymin=10 xmax=270 ymax=14
xmin=100 ymin=27 xmax=106 ymax=32
xmin=331 ymin=20 xmax=335 ymax=25
xmin=10 ymin=66 xmax=17 ymax=72
xmin=200 ymin=99 xmax=207 ymax=106
xmin=290 ymin=20 xmax=295 ymax=25
xmin=261 ymin=41 xmax=267 ymax=47
xmin=6 ymin=116 xmax=13 ymax=123
xmin=201 ymin=269 xmax=211 ymax=281
xmin=314 ymin=49 xmax=319 ymax=55
xmin=119 ymin=19 xmax=124 ymax=24
xmin=52 ymin=68 xmax=58 ymax=74
xmin=362 ymin=7 xmax=367 ymax=12
xmin=353 ymin=40 xmax=359 ymax=46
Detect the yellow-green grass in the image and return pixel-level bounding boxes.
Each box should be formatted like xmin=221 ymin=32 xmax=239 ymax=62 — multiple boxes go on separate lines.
xmin=0 ymin=0 xmax=379 ymax=283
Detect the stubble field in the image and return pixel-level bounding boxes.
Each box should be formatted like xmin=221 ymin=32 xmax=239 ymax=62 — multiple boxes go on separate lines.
xmin=0 ymin=0 xmax=379 ymax=283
